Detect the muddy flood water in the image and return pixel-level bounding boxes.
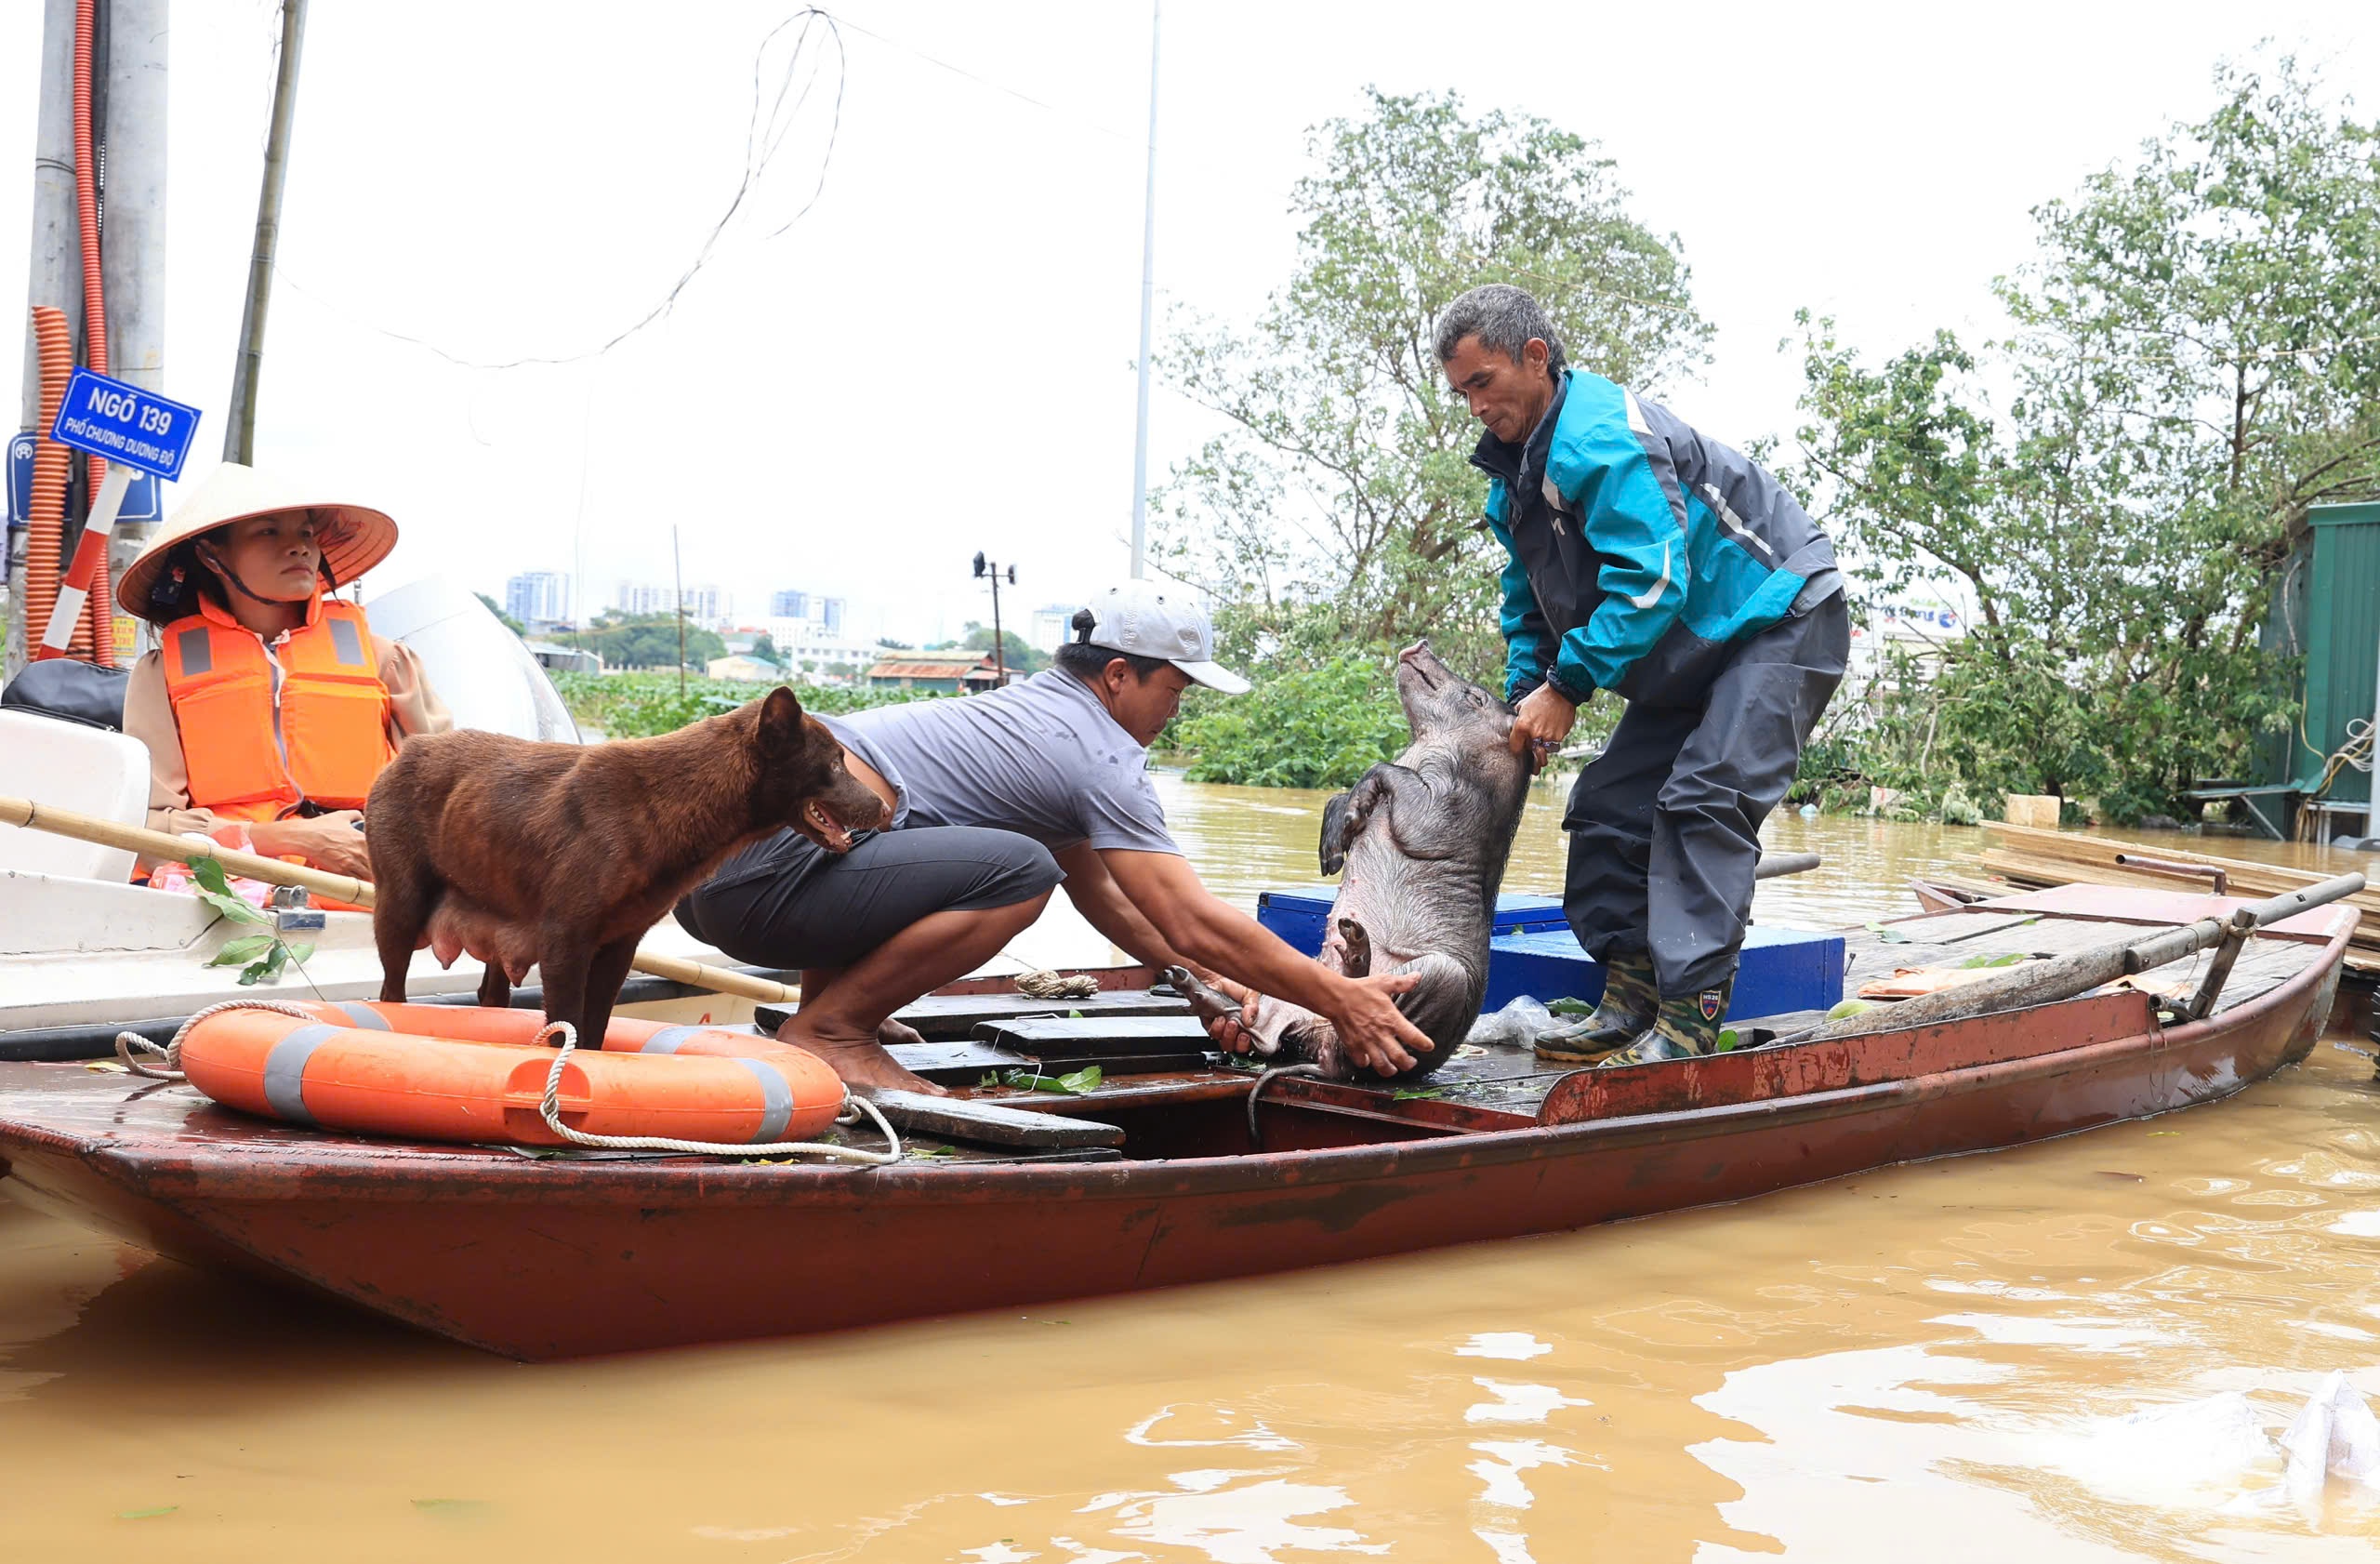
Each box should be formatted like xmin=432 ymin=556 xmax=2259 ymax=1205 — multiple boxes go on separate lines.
xmin=4 ymin=779 xmax=2377 ymax=1561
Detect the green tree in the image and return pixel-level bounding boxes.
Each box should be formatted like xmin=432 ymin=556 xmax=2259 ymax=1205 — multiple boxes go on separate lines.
xmin=577 ymin=610 xmax=728 ymax=671
xmin=475 ymin=592 xmax=526 ymax=637
xmin=749 ymin=632 xmax=786 ymax=670
xmin=1791 ymin=56 xmax=2380 ymax=820
xmin=1157 ymin=87 xmax=1711 ymax=682
xmin=959 ymin=621 xmax=1048 ymax=674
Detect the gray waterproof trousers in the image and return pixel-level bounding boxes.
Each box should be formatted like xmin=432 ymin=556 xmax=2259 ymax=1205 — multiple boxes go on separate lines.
xmin=1562 ymin=592 xmax=1849 ymax=997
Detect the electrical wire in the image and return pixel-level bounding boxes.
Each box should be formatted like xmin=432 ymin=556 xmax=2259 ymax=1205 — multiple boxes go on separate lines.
xmin=280 ymin=7 xmax=847 ymax=372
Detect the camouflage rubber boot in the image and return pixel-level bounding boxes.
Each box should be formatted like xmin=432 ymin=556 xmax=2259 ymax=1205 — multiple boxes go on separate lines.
xmin=1536 ymin=948 xmax=1659 ymax=1064
xmin=1597 ymin=976 xmax=1735 ymax=1068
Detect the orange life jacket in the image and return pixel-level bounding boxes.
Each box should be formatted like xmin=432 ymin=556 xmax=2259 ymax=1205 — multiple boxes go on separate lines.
xmin=159 ymin=594 xmax=396 ymax=823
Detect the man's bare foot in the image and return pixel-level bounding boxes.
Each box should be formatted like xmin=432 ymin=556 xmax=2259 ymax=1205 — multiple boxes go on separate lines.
xmin=775 ymin=1014 xmax=946 ymax=1095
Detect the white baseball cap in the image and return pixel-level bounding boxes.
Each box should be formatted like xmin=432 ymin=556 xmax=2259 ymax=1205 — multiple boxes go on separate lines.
xmin=1078 ymin=582 xmax=1250 ymax=695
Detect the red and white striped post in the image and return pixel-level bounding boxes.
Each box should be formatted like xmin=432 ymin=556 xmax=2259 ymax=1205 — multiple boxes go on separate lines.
xmin=34 ymin=462 xmax=135 ymax=661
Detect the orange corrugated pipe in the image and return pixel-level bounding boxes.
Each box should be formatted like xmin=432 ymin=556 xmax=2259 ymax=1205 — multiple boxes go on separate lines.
xmin=24 ymin=307 xmax=74 ymax=660
xmin=69 ymin=0 xmax=112 ymax=662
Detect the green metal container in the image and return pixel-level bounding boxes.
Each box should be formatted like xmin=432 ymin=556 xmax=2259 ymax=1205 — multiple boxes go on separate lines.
xmin=2281 ymin=502 xmax=2380 ymax=826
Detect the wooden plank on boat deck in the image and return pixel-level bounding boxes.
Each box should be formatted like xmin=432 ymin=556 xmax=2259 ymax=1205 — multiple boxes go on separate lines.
xmin=1884 ymin=910 xmax=2045 ymax=944
xmin=894 ymin=989 xmax=1194 ymax=1040
xmin=854 ymin=1087 xmax=1128 ymax=1149
xmin=888 ymin=1040 xmax=1036 ymax=1077
xmin=975 ymin=1016 xmax=1215 ymax=1053
xmin=756 ymin=988 xmax=1193 ymax=1040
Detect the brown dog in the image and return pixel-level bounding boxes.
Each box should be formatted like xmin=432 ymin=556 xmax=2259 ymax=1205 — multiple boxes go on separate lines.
xmin=365 ymin=687 xmax=886 ymax=1046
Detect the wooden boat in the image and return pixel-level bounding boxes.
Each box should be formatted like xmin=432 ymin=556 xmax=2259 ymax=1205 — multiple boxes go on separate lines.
xmin=0 ymin=883 xmax=2355 ymax=1359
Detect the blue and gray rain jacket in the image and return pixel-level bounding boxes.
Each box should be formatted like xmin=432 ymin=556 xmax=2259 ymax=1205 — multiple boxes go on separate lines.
xmin=1474 ymin=369 xmax=1843 ymax=709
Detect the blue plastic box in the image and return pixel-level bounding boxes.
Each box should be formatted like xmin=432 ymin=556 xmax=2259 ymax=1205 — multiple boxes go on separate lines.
xmin=1254 ymin=885 xmax=1844 ymax=1021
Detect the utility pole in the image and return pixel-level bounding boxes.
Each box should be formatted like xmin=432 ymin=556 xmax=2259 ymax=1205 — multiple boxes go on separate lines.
xmin=972 ymin=551 xmax=1015 ymax=687
xmin=102 ymin=0 xmax=171 ymax=652
xmin=1127 ymin=0 xmax=1159 ymax=580
xmin=671 ymin=524 xmax=687 ymax=697
xmin=102 ymin=0 xmax=170 ymax=650
xmin=8 ymin=0 xmax=84 ymax=680
xmin=224 ymin=0 xmax=307 ymax=465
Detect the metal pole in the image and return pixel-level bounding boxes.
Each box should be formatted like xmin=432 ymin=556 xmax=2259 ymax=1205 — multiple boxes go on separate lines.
xmin=223 ymin=0 xmax=307 ymax=465
xmin=8 ymin=0 xmax=84 ymax=680
xmin=672 ymin=523 xmax=686 ymax=697
xmin=989 ymin=565 xmax=1006 ymax=686
xmin=1126 ymin=0 xmax=1159 ymax=579
xmin=100 ymin=0 xmax=169 ymax=657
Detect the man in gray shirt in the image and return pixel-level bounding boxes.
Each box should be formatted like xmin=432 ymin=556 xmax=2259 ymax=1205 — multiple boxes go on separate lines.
xmin=678 ymin=583 xmax=1433 ymax=1093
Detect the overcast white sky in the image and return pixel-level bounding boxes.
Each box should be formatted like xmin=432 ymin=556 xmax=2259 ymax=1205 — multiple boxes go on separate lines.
xmin=7 ymin=1 xmax=2377 ymax=644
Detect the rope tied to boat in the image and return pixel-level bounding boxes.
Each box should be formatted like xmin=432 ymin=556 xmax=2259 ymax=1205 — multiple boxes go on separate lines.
xmin=533 ymin=1021 xmax=904 ymax=1165
xmin=114 ymin=998 xmax=323 ymax=1080
xmin=1247 ymin=1062 xmax=1326 ymax=1141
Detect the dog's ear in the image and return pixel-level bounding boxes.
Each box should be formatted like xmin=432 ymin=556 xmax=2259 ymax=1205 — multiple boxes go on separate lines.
xmin=758 ymin=685 xmax=807 ymax=752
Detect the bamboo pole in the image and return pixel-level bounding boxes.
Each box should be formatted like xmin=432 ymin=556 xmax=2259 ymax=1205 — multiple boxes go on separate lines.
xmin=0 ymin=794 xmax=800 ymax=1004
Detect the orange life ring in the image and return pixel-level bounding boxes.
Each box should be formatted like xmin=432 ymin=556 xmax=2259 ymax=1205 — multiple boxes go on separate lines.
xmin=286 ymin=1001 xmax=787 ymax=1061
xmin=179 ymin=1006 xmax=842 ymax=1149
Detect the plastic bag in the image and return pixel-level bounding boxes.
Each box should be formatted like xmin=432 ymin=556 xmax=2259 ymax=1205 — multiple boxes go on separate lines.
xmin=148 ymin=824 xmax=274 ymax=910
xmin=2281 ymin=1370 xmax=2380 ymax=1504
xmin=1468 ymin=996 xmax=1554 ymax=1047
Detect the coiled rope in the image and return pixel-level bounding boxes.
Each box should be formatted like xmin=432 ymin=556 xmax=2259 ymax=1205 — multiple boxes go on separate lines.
xmin=535 ymin=1020 xmax=902 ymax=1165
xmin=115 ymin=997 xmax=321 ymax=1080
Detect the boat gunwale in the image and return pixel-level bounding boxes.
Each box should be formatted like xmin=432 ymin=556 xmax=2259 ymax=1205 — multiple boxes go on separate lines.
xmin=18 ymin=914 xmax=2348 ymax=1210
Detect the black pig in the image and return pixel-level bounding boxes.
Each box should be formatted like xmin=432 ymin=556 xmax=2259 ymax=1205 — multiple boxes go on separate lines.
xmin=1229 ymin=641 xmax=1535 ymax=1080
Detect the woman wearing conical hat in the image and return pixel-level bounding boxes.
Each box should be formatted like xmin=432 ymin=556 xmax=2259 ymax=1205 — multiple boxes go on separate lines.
xmin=118 ymin=463 xmax=451 ymax=878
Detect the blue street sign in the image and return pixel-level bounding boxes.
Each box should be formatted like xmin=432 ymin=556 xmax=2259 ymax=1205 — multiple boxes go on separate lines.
xmin=9 ymin=430 xmax=162 ymax=525
xmin=5 ymin=432 xmax=31 ymax=523
xmin=46 ymin=367 xmax=203 ymax=481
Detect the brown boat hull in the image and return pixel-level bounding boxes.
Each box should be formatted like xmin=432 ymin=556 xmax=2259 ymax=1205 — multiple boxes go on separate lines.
xmin=0 ymin=916 xmax=2345 ymax=1359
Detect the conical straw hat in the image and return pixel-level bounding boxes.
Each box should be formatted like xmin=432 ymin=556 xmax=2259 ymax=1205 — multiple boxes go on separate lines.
xmin=119 ymin=462 xmax=398 ymax=623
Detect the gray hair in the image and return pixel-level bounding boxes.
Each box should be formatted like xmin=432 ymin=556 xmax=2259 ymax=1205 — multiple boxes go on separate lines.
xmin=1433 ymin=284 xmax=1567 ymax=376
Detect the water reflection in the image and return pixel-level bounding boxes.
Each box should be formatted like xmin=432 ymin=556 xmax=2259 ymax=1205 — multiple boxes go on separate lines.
xmin=2 ymin=797 xmax=2377 ymax=1561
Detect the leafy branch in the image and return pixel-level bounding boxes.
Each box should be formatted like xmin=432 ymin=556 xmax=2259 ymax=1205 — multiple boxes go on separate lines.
xmin=190 ymin=855 xmax=315 ymax=987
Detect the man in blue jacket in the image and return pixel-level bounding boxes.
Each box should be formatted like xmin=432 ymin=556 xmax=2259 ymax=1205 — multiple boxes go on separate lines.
xmin=1437 ymin=284 xmax=1848 ymax=1066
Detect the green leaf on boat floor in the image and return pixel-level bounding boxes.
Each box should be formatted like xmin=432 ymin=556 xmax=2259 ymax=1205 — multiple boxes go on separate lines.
xmin=116 ymin=1505 xmax=178 ymax=1520
xmin=1391 ymin=1084 xmax=1448 ymax=1100
xmin=1546 ymin=997 xmax=1594 ymax=1017
xmin=1864 ymin=921 xmax=1911 ymax=944
xmin=1001 ymin=1066 xmax=1104 ymax=1094
xmin=1826 ymin=998 xmax=1877 ymax=1020
xmin=1958 ymin=951 xmax=2029 ymax=969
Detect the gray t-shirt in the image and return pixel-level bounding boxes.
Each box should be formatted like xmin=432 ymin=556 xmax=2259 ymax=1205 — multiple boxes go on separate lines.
xmin=823 ymin=670 xmax=1179 ymax=855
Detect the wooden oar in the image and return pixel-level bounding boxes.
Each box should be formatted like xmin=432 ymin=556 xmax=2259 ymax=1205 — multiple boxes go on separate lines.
xmin=1801 ymin=871 xmax=2367 ymax=1043
xmin=0 ymin=794 xmax=799 ymax=1005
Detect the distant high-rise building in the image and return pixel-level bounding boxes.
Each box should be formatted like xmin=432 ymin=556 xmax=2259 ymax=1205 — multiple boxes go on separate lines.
xmin=1028 ymin=604 xmax=1076 ymax=653
xmin=615 ymin=581 xmax=669 ymax=616
xmin=771 ymin=590 xmax=809 ymax=618
xmin=813 ymin=596 xmax=844 ymax=635
xmin=505 ymin=571 xmax=572 ymax=625
xmin=615 ymin=581 xmax=723 ymax=623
